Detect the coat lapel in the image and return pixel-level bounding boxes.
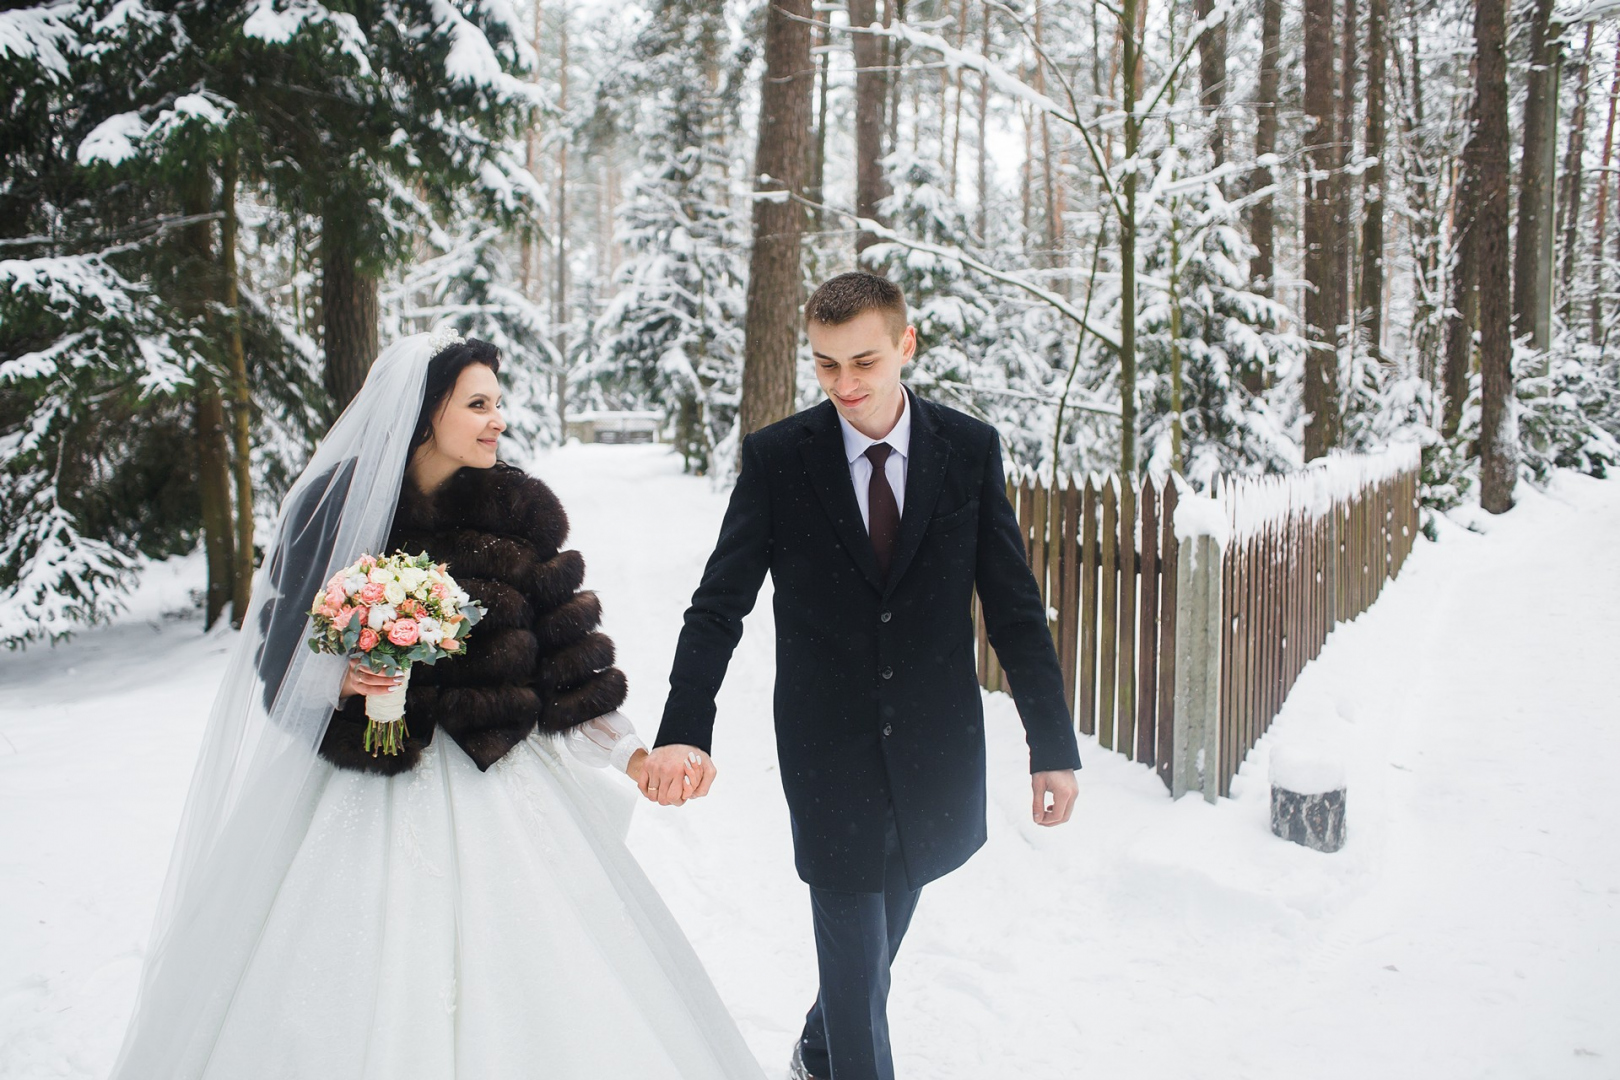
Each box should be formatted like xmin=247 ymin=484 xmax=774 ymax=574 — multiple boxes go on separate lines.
xmin=883 ymin=390 xmax=949 ymax=597
xmin=798 ymin=401 xmax=886 ymax=592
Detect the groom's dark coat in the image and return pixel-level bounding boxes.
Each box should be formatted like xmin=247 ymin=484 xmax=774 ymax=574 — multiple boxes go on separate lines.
xmin=656 ymin=391 xmax=1081 ymax=892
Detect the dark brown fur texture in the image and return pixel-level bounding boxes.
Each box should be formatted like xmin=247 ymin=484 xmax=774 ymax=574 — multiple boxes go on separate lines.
xmin=320 ymin=463 xmax=627 ymax=775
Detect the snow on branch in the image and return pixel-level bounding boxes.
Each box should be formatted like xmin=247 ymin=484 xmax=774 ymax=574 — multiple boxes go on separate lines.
xmin=786 ymin=191 xmax=1122 ymax=352
xmin=0 ymin=483 xmax=135 ymax=648
xmin=0 ymin=2 xmax=79 ymax=81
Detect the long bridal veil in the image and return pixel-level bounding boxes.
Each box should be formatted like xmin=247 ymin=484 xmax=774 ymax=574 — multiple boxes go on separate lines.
xmin=108 ymin=334 xmax=438 ymax=1080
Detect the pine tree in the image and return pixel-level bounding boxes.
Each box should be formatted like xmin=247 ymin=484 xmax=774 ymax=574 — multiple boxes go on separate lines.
xmin=594 ymin=0 xmax=748 ymax=475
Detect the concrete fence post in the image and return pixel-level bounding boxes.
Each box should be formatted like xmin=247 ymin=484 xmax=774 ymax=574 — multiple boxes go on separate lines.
xmin=1171 ymin=532 xmax=1223 ymax=803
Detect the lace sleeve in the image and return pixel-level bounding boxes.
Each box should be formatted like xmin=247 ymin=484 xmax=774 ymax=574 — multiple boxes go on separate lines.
xmin=565 ymin=710 xmax=646 ymax=772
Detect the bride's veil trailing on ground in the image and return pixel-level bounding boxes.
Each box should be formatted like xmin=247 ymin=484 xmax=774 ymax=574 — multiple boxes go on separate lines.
xmin=109 ymin=334 xmax=439 ymax=1080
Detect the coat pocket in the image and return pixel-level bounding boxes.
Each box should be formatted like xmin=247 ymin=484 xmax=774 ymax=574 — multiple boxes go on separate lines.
xmin=927 ymin=497 xmax=979 ymax=533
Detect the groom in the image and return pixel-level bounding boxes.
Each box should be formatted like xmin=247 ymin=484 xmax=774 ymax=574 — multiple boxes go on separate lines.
xmin=644 ymin=271 xmax=1081 ymax=1080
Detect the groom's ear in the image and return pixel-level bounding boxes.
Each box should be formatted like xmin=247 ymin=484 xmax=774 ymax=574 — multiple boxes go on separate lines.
xmin=900 ymin=324 xmax=917 ymax=363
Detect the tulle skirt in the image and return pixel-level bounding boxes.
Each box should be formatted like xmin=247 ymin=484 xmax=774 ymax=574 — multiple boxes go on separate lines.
xmin=198 ymin=730 xmax=764 ymax=1080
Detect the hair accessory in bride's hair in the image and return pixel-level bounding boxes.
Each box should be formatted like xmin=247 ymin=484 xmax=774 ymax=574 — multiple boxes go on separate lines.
xmin=427 ymin=324 xmax=465 ymax=356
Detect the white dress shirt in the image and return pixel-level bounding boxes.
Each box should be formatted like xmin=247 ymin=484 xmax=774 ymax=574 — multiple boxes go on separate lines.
xmin=837 ymin=389 xmax=912 ymax=532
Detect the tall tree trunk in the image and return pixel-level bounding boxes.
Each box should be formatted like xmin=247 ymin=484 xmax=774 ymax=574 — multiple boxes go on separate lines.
xmin=1194 ymin=0 xmax=1228 ymax=175
xmin=1591 ymin=36 xmax=1620 ymax=338
xmin=1443 ymin=128 xmax=1481 ymax=440
xmin=738 ymin=0 xmax=813 ymax=439
xmin=1118 ymin=0 xmax=1141 ymax=478
xmin=220 ymin=151 xmax=254 ymax=627
xmin=1512 ymin=0 xmax=1560 ymax=355
xmin=522 ymin=0 xmax=544 ymax=301
xmin=1399 ymin=16 xmax=1441 ymax=375
xmin=1035 ymin=2 xmax=1060 ymax=269
xmin=947 ymin=0 xmax=969 ymax=197
xmin=554 ymin=9 xmax=570 ymax=435
xmin=1558 ymin=25 xmax=1593 ymax=319
xmin=1303 ymin=0 xmax=1340 ymax=460
xmin=1241 ymin=0 xmax=1280 ymax=393
xmin=975 ymin=0 xmax=991 ymax=239
xmin=1358 ymin=0 xmax=1386 ymax=359
xmin=850 ymin=0 xmax=891 ymax=256
xmin=320 ymin=225 xmax=379 ymax=416
xmin=885 ymin=0 xmax=905 ymax=158
xmin=181 ymin=172 xmax=237 ymax=629
xmin=1336 ymin=0 xmax=1359 ymax=347
xmin=1476 ymin=0 xmax=1515 ymax=513
xmin=1246 ymin=0 xmax=1281 ymax=310
xmin=809 ymin=4 xmax=831 ymax=229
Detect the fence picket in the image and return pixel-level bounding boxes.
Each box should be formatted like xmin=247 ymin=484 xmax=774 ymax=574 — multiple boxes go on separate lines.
xmin=1079 ymin=479 xmax=1099 ymax=737
xmin=1099 ymin=481 xmax=1119 ymax=751
xmin=1117 ymin=480 xmax=1137 ymax=759
xmin=1155 ymin=480 xmax=1179 ymax=790
xmin=1136 ymin=478 xmax=1159 ymax=767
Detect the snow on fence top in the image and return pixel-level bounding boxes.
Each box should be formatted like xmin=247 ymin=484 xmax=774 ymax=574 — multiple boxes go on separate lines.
xmin=1001 ymin=443 xmax=1419 ymax=548
xmin=1203 ymin=442 xmax=1421 ymax=543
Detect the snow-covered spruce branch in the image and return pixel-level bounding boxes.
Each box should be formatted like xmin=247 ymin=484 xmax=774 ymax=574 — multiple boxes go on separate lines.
xmin=779 ymin=191 xmax=1123 ymax=353
xmin=916 ymin=376 xmax=1122 ymax=416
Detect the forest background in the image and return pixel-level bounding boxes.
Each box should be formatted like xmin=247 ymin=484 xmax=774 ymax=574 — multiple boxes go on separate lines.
xmin=3 ymin=0 xmax=1619 ymax=644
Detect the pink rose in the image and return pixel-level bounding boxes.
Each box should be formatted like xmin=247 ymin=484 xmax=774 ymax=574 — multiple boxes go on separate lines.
xmin=387 ymin=619 xmax=419 ymax=647
xmin=358 ymin=628 xmax=380 ymax=652
xmin=332 ymin=606 xmax=358 ymax=629
xmin=359 ymin=581 xmax=387 ymax=604
xmin=430 ymin=582 xmax=449 ymax=599
xmin=325 ymin=587 xmax=346 ymax=609
xmin=358 ymin=555 xmax=377 ymax=570
xmin=319 ymin=602 xmax=341 ymax=620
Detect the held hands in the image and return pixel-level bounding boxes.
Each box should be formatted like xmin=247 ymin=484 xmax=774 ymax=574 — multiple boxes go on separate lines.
xmin=639 ymin=744 xmax=718 ymax=806
xmin=340 ymin=658 xmax=403 ymax=699
xmin=1032 ymin=769 xmax=1078 ymax=826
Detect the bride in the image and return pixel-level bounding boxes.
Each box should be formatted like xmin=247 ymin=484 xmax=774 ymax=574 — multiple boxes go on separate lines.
xmin=107 ymin=329 xmax=765 ymax=1080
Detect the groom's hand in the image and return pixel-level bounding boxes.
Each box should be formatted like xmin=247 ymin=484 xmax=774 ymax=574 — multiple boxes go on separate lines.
xmin=643 ymin=744 xmax=718 ymax=806
xmin=1032 ymin=769 xmax=1078 ymax=826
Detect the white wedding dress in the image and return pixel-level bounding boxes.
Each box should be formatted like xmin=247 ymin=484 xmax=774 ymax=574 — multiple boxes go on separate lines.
xmin=195 ymin=714 xmax=764 ymax=1080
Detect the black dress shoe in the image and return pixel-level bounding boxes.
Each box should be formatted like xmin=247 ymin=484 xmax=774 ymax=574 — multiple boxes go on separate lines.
xmin=787 ymin=1041 xmax=824 ymax=1080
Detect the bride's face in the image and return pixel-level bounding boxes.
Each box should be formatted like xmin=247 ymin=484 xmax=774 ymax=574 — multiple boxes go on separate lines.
xmin=423 ymin=363 xmax=505 ymax=471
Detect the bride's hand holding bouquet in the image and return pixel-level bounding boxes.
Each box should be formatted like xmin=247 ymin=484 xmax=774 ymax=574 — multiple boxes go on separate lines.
xmin=309 ymin=551 xmax=484 ymax=757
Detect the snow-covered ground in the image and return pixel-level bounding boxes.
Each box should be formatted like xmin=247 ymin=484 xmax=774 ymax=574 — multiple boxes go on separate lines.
xmin=2 ymin=444 xmax=1617 ymax=1079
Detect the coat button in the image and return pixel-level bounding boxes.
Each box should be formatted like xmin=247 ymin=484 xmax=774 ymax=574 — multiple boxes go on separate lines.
xmin=880 ymin=611 xmax=892 ymax=623
xmin=883 ymin=724 xmax=893 ymax=737
xmin=881 ymin=666 xmax=893 ymax=680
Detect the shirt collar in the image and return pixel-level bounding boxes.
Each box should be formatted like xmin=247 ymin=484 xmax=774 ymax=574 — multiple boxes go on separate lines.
xmin=838 ymin=388 xmax=912 ymax=465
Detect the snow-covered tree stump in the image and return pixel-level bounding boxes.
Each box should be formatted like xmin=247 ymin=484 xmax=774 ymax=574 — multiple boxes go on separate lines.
xmin=1269 ymin=748 xmax=1346 ymax=853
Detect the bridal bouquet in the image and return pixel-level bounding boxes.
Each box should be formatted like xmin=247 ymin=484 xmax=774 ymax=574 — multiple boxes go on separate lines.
xmin=307 ymin=551 xmax=484 ymax=756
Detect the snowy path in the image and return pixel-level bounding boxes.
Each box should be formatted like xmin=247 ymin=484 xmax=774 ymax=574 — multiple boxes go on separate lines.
xmin=1 ymin=446 xmax=1617 ymax=1079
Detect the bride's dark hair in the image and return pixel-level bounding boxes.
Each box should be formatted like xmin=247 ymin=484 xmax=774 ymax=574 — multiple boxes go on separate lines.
xmin=410 ymin=337 xmax=502 ymax=452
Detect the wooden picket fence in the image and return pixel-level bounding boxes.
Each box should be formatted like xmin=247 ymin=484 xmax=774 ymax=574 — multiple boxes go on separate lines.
xmin=1210 ymin=458 xmax=1420 ymax=795
xmin=974 ymin=451 xmax=1421 ymax=796
xmin=975 ymin=471 xmax=1182 ymax=790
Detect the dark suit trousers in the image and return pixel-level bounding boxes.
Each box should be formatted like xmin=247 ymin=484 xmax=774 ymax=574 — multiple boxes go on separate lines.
xmin=797 ymin=807 xmax=922 ymax=1080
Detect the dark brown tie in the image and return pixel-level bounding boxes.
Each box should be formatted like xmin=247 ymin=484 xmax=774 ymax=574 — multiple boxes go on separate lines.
xmin=865 ymin=443 xmax=900 ymax=579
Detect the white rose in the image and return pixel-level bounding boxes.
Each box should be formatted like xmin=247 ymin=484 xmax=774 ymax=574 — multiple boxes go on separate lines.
xmin=383 ymin=581 xmax=407 ymax=605
xmin=368 ymin=567 xmax=391 ymax=584
xmin=367 ymin=604 xmax=396 ymax=629
xmin=399 ymin=567 xmax=429 ymax=592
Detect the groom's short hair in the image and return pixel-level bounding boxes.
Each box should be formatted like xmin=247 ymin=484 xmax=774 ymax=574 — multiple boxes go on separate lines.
xmin=805 ymin=272 xmax=908 ymax=342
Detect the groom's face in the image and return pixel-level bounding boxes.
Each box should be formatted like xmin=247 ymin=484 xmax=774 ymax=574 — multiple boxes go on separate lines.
xmin=808 ymin=310 xmax=916 ymax=440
